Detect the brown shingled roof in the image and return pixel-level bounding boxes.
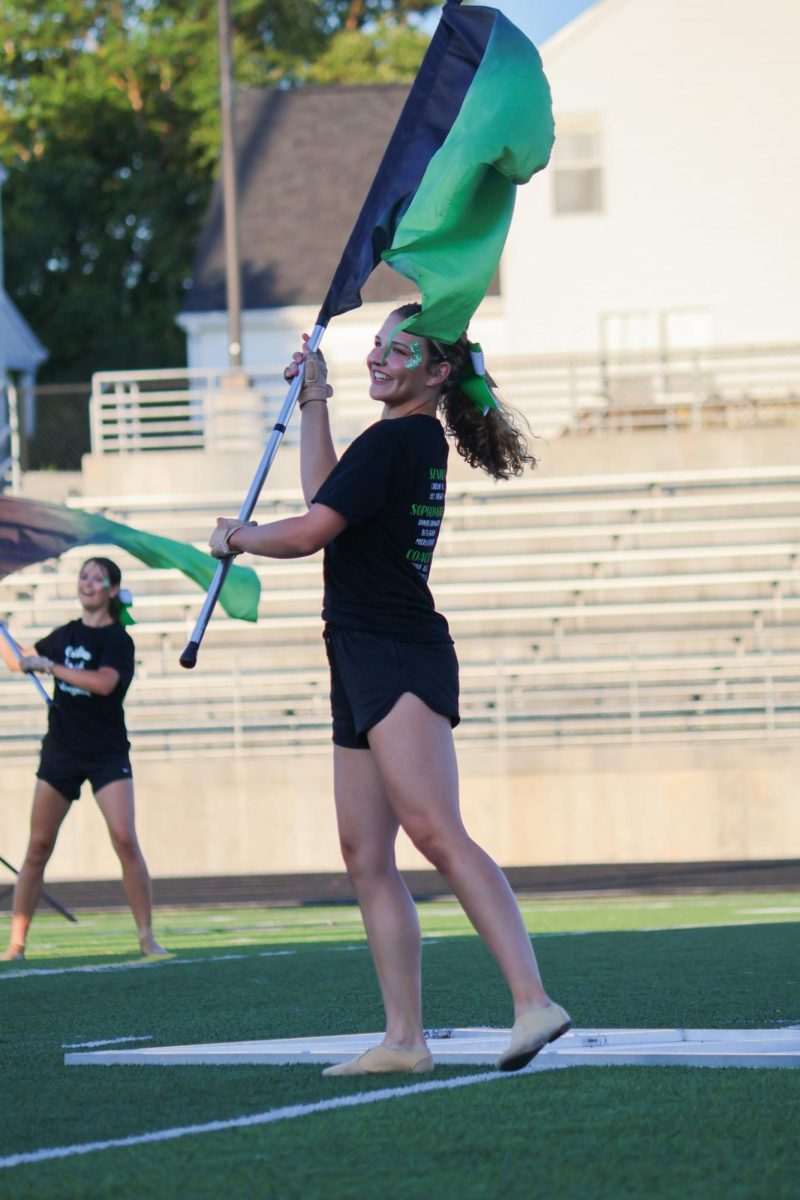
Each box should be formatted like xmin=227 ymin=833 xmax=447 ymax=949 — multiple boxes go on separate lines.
xmin=183 ymin=84 xmax=416 ymax=314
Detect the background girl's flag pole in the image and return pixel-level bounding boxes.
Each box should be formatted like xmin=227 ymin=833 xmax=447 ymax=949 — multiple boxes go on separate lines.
xmin=0 ymin=618 xmax=77 ymax=923
xmin=180 ymin=0 xmax=555 ymax=668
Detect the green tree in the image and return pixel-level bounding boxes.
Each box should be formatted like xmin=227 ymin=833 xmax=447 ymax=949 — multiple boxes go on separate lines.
xmin=300 ymin=16 xmax=433 ymax=84
xmin=0 ymin=0 xmax=434 ymax=381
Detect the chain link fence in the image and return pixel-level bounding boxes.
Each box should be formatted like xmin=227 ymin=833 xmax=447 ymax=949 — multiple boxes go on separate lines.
xmin=22 ymin=382 xmax=91 ymax=472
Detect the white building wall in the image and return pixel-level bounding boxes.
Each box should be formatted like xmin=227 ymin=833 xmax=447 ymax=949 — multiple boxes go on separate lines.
xmin=180 ymin=0 xmax=800 ymax=368
xmin=502 ymin=0 xmax=800 ymax=355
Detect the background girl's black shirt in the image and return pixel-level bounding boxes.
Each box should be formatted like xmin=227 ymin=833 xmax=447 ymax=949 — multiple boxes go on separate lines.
xmin=313 ymin=415 xmax=451 ymax=642
xmin=35 ymin=620 xmax=135 ymax=757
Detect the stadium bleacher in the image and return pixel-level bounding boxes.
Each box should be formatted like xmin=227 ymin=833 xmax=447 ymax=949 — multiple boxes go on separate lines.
xmin=2 ymin=463 xmax=799 ymax=763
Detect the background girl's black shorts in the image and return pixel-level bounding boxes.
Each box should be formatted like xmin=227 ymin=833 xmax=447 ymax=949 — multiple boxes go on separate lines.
xmin=36 ymin=735 xmax=133 ymax=802
xmin=323 ymin=626 xmax=460 ymax=749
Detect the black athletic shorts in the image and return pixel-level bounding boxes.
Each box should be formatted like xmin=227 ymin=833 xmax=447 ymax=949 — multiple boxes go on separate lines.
xmin=36 ymin=734 xmax=133 ymax=802
xmin=323 ymin=625 xmax=460 ymax=749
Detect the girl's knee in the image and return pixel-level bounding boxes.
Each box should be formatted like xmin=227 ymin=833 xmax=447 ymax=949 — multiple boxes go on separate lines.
xmin=26 ymin=836 xmax=56 ymax=869
xmin=407 ymin=824 xmax=469 ymax=874
xmin=408 ymin=828 xmax=447 ymax=870
xmin=109 ymin=828 xmax=140 ymax=862
xmin=338 ymin=837 xmax=394 ymax=885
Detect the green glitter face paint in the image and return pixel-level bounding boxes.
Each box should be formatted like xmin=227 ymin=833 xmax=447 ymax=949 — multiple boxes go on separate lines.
xmin=404 ymin=341 xmax=423 ymax=371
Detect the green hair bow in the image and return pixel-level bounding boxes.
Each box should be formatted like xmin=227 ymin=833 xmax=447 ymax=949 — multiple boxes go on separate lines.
xmin=459 ymin=343 xmax=498 ymax=415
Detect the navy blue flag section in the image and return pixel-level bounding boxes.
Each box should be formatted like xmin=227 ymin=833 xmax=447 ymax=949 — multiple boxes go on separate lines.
xmin=317 ymin=0 xmax=493 ymax=325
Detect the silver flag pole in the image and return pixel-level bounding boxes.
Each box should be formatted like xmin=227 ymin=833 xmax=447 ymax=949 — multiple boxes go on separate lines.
xmin=179 ymin=323 xmax=326 ymax=669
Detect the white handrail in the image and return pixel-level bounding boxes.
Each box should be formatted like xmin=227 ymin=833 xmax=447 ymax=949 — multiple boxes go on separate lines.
xmin=88 ymin=342 xmax=800 ymax=455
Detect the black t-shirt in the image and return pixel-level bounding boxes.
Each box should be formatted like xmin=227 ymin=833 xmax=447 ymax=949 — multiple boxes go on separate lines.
xmin=35 ymin=620 xmax=135 ymax=757
xmin=313 ymin=415 xmax=451 ymax=642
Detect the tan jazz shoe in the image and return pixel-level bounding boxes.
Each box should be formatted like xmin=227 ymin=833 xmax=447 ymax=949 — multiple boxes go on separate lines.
xmin=322 ymin=1044 xmax=434 ymax=1077
xmin=497 ymin=1003 xmax=572 ymax=1072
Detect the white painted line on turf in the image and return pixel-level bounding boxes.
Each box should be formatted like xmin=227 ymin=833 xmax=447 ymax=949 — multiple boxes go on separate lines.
xmin=0 ymin=1070 xmax=505 ymax=1171
xmin=738 ymin=907 xmax=800 ymax=915
xmin=328 ymin=940 xmax=436 ymax=953
xmin=3 ymin=918 xmax=786 ymax=982
xmin=537 ymin=920 xmax=799 ymax=937
xmin=62 ymin=1036 xmax=153 ymax=1050
xmin=0 ymin=949 xmax=295 ymax=981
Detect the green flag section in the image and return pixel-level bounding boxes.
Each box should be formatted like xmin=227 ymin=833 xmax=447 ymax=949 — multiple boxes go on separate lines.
xmin=385 ymin=10 xmax=554 ymax=343
xmin=0 ymin=496 xmax=261 ymax=623
xmin=316 ymin=2 xmax=554 ymax=345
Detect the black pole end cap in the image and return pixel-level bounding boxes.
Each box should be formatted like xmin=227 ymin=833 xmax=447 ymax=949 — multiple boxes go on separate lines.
xmin=179 ymin=641 xmax=199 ymax=670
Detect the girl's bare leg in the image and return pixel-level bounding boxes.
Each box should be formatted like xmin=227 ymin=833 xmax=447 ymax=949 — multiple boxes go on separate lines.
xmin=367 ymin=693 xmax=551 ymax=1018
xmin=333 ymin=745 xmax=428 ymax=1052
xmin=1 ymin=780 xmax=71 ymax=960
xmin=94 ymin=779 xmax=168 ymax=955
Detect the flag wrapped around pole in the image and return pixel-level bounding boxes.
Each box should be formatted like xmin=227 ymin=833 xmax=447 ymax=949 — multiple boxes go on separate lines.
xmin=0 ymin=496 xmax=261 ymax=623
xmin=316 ymin=1 xmax=554 ymax=343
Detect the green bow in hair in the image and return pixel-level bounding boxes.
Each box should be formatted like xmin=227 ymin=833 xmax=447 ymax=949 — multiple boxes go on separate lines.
xmin=460 ymin=343 xmax=498 ymax=415
xmin=117 ymin=587 xmax=136 ymax=626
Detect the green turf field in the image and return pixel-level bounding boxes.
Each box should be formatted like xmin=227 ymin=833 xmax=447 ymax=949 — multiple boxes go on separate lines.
xmin=2 ymin=893 xmax=799 ymax=1199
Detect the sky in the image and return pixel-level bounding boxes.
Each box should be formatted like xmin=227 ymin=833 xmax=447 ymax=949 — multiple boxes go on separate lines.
xmin=419 ymin=0 xmax=598 ymax=46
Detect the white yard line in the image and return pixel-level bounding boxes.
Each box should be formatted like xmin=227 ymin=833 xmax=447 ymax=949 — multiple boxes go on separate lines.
xmin=61 ymin=1036 xmax=154 ymax=1049
xmin=4 ymin=918 xmax=787 ymax=983
xmin=0 ymin=1071 xmax=505 ymax=1171
xmin=0 ymin=949 xmax=295 ymax=981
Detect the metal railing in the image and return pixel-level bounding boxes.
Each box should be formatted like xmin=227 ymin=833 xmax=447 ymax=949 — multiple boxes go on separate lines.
xmin=2 ymin=455 xmax=799 ymax=757
xmin=2 ymin=646 xmax=799 ymax=762
xmin=90 ymin=365 xmax=293 ymax=456
xmin=89 ymin=342 xmax=800 ymax=454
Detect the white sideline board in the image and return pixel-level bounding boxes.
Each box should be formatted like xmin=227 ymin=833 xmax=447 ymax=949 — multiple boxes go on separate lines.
xmin=64 ymin=1026 xmax=800 ymax=1070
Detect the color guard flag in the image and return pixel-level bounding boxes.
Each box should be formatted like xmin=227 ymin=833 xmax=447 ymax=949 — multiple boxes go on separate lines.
xmin=316 ymin=1 xmax=554 ymax=343
xmin=0 ymin=496 xmax=261 ymax=622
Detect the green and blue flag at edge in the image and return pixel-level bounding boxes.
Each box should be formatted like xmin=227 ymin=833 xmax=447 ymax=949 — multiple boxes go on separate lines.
xmin=317 ymin=0 xmax=555 ymax=344
xmin=0 ymin=496 xmax=261 ymax=623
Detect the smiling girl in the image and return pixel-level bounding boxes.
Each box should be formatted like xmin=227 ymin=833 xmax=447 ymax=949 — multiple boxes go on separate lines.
xmin=0 ymin=557 xmax=167 ymax=961
xmin=208 ymin=303 xmax=570 ymax=1074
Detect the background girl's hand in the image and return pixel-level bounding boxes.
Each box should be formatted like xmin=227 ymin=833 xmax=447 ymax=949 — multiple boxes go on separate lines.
xmin=20 ymin=655 xmax=53 ymax=674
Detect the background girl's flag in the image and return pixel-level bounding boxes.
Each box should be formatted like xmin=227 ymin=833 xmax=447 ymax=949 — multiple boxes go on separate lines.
xmin=316 ymin=1 xmax=555 ymax=343
xmin=0 ymin=496 xmax=261 ymax=622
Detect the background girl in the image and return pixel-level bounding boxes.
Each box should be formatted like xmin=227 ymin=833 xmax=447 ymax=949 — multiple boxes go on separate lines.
xmin=0 ymin=556 xmax=167 ymax=960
